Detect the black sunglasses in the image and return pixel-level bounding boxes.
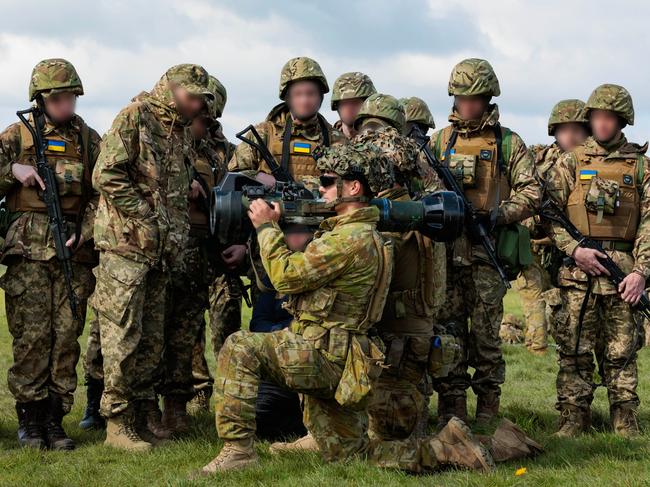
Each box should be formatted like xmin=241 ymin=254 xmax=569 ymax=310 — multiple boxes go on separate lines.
xmin=319 ymin=175 xmax=339 ymax=188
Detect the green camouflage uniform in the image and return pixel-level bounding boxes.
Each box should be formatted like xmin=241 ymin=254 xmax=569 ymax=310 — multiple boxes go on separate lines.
xmin=331 ymin=71 xmax=376 ymax=138
xmin=546 ymin=87 xmax=650 ymax=419
xmin=429 ymin=59 xmax=541 ymax=420
xmin=90 ymin=64 xmax=211 ymax=418
xmin=0 ymin=59 xmax=100 ymax=414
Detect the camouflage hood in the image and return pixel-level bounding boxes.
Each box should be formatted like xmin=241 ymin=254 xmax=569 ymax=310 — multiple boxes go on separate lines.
xmin=139 ymin=75 xmax=192 ymax=127
xmin=448 ymin=103 xmax=500 ymax=135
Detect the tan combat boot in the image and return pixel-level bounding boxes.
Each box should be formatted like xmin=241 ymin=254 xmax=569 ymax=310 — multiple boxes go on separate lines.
xmin=553 ymin=405 xmax=589 ymax=437
xmin=611 ymin=403 xmax=640 ymax=438
xmin=104 ymin=408 xmax=152 ymax=452
xmin=427 ymin=417 xmax=495 ymax=472
xmin=483 ymin=418 xmax=544 ymax=462
xmin=269 ymin=433 xmax=319 ymax=455
xmin=162 ymin=395 xmax=190 ymax=435
xmin=436 ymin=394 xmax=468 ymax=430
xmin=141 ymin=399 xmax=173 ymax=440
xmin=476 ymin=391 xmax=500 ymax=426
xmin=187 ymin=388 xmax=211 ymax=416
xmin=199 ymin=438 xmax=259 ymax=474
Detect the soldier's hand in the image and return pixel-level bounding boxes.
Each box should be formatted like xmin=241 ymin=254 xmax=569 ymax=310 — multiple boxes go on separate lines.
xmin=65 ymin=234 xmax=85 ymax=251
xmin=221 ymin=244 xmax=247 ymax=270
xmin=619 ymin=272 xmax=646 ymax=305
xmin=255 ymin=172 xmax=276 ymax=188
xmin=12 ymin=163 xmax=45 ymax=190
xmin=248 ymin=199 xmax=281 ymax=228
xmin=189 ymin=179 xmax=206 ymax=200
xmin=572 ymin=247 xmax=610 ymax=276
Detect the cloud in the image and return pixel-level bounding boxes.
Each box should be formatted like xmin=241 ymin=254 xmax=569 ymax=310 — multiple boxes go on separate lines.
xmin=0 ymin=0 xmax=648 ymax=147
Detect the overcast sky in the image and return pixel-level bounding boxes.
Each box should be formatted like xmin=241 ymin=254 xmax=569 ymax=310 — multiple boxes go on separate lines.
xmin=1 ymin=0 xmax=649 ymax=147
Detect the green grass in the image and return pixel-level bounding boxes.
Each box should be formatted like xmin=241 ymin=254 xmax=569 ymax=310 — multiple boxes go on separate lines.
xmin=1 ymin=290 xmax=650 ymax=486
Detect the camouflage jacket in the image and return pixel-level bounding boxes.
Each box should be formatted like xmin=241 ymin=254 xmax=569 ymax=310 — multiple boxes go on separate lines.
xmin=228 ymin=103 xmax=347 ymax=187
xmin=92 ymin=77 xmax=193 ymax=267
xmin=546 ymin=135 xmax=650 ymax=293
xmin=430 ymin=105 xmax=541 ymax=265
xmin=0 ymin=113 xmax=101 ymax=264
xmin=256 ymin=206 xmax=383 ymax=333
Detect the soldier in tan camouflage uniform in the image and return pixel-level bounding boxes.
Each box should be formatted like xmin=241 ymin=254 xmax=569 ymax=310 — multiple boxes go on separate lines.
xmin=517 ymin=100 xmax=589 ymax=355
xmin=546 ymin=84 xmax=650 ymax=437
xmin=331 ymin=72 xmax=376 ymax=139
xmin=429 ymin=59 xmax=541 ymax=428
xmin=91 ymin=64 xmax=212 ymax=451
xmin=0 ymin=59 xmax=101 ymax=450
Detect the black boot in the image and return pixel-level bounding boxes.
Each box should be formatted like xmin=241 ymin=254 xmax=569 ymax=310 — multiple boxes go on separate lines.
xmin=45 ymin=394 xmax=75 ymax=451
xmin=79 ymin=378 xmax=105 ymax=430
xmin=16 ymin=400 xmax=47 ymax=449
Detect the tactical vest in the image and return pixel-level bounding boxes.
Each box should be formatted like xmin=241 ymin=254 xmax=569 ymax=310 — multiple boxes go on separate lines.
xmin=7 ymin=122 xmax=90 ymax=216
xmin=436 ymin=125 xmax=512 ymax=214
xmin=265 ymin=115 xmax=332 ymax=182
xmin=566 ymin=146 xmax=643 ymax=241
xmin=189 ymin=155 xmax=216 ymax=229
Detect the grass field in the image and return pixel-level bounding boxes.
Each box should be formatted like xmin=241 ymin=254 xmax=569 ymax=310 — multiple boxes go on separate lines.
xmin=1 ymin=290 xmax=650 ymax=486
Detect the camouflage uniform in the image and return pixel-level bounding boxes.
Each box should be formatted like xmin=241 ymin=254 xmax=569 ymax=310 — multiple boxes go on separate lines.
xmin=516 ymin=100 xmax=588 ymax=354
xmin=90 ymin=64 xmax=211 ymax=432
xmin=0 ymin=59 xmax=100 ymax=449
xmin=429 ymin=59 xmax=541 ymax=425
xmin=499 ymin=314 xmax=524 ymax=344
xmin=331 ymin=72 xmax=376 ymax=139
xmin=546 ymin=85 xmax=649 ymax=435
xmin=351 ymin=95 xmax=446 ymax=440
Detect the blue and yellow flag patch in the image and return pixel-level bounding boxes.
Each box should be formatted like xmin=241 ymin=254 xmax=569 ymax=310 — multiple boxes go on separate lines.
xmin=293 ymin=142 xmax=311 ymax=154
xmin=580 ymin=169 xmax=598 ymax=180
xmin=46 ymin=140 xmax=66 ymax=152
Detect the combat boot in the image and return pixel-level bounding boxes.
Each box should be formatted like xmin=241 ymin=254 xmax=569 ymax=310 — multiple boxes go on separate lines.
xmin=482 ymin=418 xmax=543 ymax=462
xmin=79 ymin=378 xmax=105 ymax=430
xmin=45 ymin=394 xmax=75 ymax=451
xmin=426 ymin=417 xmax=495 ymax=472
xmin=199 ymin=438 xmax=259 ymax=474
xmin=16 ymin=400 xmax=47 ymax=449
xmin=140 ymin=399 xmax=173 ymax=440
xmin=476 ymin=391 xmax=500 ymax=426
xmin=436 ymin=393 xmax=467 ymax=430
xmin=187 ymin=387 xmax=212 ymax=416
xmin=269 ymin=433 xmax=319 ymax=455
xmin=104 ymin=407 xmax=152 ymax=452
xmin=553 ymin=405 xmax=590 ymax=437
xmin=611 ymin=402 xmax=640 ymax=438
xmin=162 ymin=395 xmax=190 ymax=435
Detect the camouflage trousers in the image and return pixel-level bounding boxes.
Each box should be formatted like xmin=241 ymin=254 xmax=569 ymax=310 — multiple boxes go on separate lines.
xmin=90 ymin=252 xmax=168 ymax=418
xmin=553 ymin=286 xmax=640 ymax=411
xmin=83 ymin=314 xmax=103 ymax=381
xmin=367 ymin=335 xmax=430 ymax=440
xmin=514 ymin=255 xmax=551 ymax=352
xmin=216 ymin=328 xmax=444 ymax=473
xmin=191 ymin=274 xmax=243 ymax=392
xmin=159 ymin=241 xmax=210 ymax=398
xmin=433 ymin=262 xmax=506 ymax=398
xmin=0 ymin=257 xmax=95 ymax=413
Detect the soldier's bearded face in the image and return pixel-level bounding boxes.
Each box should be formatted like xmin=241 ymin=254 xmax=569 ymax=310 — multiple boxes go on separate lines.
xmin=287 ymin=81 xmax=322 ymax=121
xmin=191 ymin=116 xmax=210 ymax=140
xmin=555 ymin=123 xmax=589 ymax=152
xmin=173 ymin=86 xmax=206 ymax=119
xmin=454 ymin=95 xmax=489 ymax=121
xmin=590 ymin=110 xmax=621 ymax=142
xmin=337 ymin=98 xmax=365 ymax=126
xmin=43 ymin=92 xmax=76 ymax=124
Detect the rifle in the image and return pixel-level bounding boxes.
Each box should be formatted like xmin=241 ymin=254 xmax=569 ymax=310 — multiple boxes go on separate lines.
xmin=16 ymin=106 xmax=80 ymax=321
xmin=539 ymin=198 xmax=650 ymax=320
xmin=235 ymin=125 xmax=294 ymax=183
xmin=407 ymin=125 xmax=511 ymax=288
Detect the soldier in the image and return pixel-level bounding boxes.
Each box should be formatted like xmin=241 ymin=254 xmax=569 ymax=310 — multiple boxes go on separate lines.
xmin=0 ymin=58 xmax=101 ymax=450
xmin=91 ymin=64 xmax=212 ymax=451
xmin=546 ymin=84 xmax=649 ymax=437
xmin=196 ymin=143 xmax=541 ymax=475
xmin=400 ymin=96 xmax=436 ymax=137
xmin=429 ymin=58 xmax=541 ymax=428
xmin=517 ymin=100 xmax=589 ymax=355
xmin=331 ymin=71 xmax=377 ymax=139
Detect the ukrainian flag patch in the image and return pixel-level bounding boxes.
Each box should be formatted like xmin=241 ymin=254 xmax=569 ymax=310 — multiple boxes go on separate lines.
xmin=293 ymin=142 xmax=311 ymax=154
xmin=580 ymin=169 xmax=598 ymax=180
xmin=47 ymin=140 xmax=66 ymax=152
